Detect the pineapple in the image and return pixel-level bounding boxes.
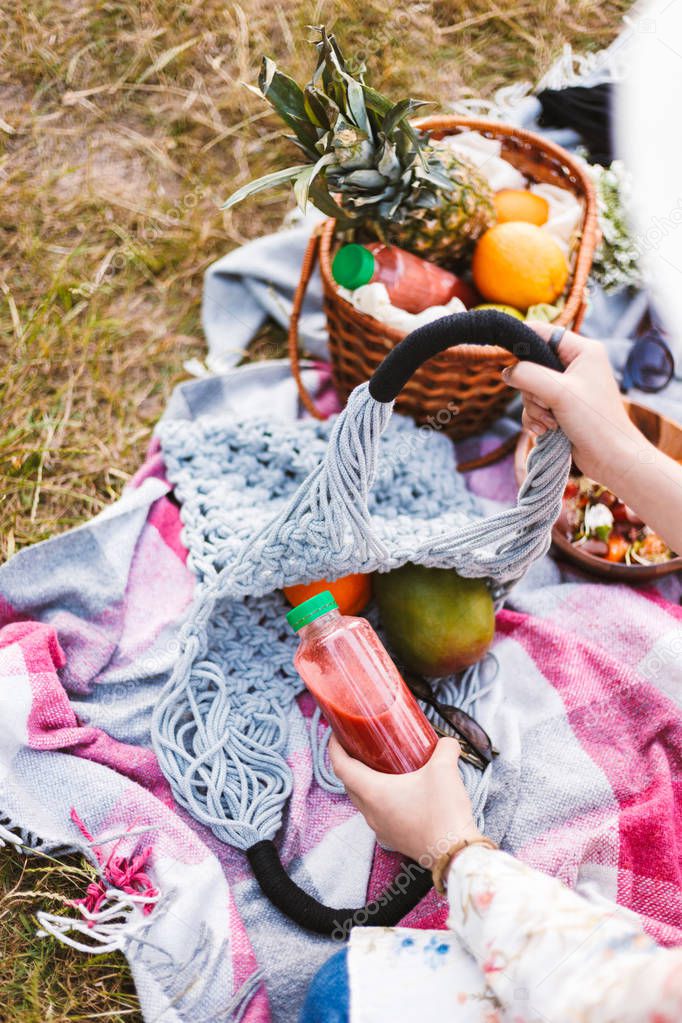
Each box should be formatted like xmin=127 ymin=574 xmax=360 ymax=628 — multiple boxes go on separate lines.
xmin=225 ymin=28 xmax=495 ymax=267
xmin=388 ymin=144 xmax=495 ymax=263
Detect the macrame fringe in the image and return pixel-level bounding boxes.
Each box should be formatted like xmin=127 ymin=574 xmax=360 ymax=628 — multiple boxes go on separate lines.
xmin=310 ymin=705 xmax=345 ymax=794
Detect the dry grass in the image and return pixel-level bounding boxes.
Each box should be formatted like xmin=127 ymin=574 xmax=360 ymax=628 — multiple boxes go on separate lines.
xmin=0 ymin=0 xmax=632 ymax=1018
xmin=0 ymin=849 xmax=140 ymax=1021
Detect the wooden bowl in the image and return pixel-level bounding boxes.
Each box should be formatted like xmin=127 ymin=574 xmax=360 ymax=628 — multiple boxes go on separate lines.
xmin=514 ymin=401 xmax=682 ymax=581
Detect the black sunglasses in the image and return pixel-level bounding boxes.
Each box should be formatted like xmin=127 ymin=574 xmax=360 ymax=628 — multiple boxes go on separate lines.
xmin=620 ymin=329 xmax=675 ymax=394
xmin=401 ymin=668 xmax=497 ymax=771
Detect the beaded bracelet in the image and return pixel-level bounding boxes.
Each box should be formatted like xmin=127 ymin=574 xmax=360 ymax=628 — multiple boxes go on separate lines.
xmin=432 ymin=835 xmax=499 ymax=895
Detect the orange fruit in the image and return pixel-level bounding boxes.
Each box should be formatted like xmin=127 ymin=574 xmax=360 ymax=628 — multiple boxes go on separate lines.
xmin=472 ymin=222 xmax=569 ymax=311
xmin=494 ymin=188 xmax=549 ymax=226
xmin=283 ymin=573 xmax=372 ymax=616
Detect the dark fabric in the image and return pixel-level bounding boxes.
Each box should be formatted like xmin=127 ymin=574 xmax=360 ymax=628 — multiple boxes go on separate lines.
xmin=537 ymin=82 xmax=614 ymax=164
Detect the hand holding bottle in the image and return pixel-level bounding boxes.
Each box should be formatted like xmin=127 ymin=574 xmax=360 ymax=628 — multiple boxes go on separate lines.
xmin=329 ymin=735 xmax=480 ymax=867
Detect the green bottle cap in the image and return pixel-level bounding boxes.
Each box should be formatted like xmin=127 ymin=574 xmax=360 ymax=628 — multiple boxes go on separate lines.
xmin=331 ymin=244 xmax=376 ymax=290
xmin=286 ymin=590 xmax=339 ymax=632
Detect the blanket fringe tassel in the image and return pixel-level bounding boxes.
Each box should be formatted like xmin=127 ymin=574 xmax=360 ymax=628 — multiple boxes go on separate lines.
xmin=36 ymin=888 xmax=160 ymax=954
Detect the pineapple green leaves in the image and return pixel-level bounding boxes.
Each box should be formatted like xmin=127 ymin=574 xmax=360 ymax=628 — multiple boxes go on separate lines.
xmin=224 ymin=164 xmax=312 ymax=210
xmin=223 ymin=27 xmax=494 ymax=265
xmin=223 ymin=27 xmax=433 ymax=224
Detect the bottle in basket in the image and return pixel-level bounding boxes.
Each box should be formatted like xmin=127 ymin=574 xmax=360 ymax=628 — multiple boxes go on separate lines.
xmin=332 ymin=242 xmax=476 ymax=314
xmin=287 ymin=591 xmax=437 ymax=773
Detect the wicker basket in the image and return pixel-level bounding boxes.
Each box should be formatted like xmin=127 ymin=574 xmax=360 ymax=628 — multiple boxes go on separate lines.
xmin=289 ymin=116 xmax=598 ymax=440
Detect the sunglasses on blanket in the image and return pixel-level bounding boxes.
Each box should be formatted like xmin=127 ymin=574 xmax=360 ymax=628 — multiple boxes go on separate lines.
xmin=620 ymin=329 xmax=675 ymax=394
xmin=401 ymin=669 xmax=497 ymax=771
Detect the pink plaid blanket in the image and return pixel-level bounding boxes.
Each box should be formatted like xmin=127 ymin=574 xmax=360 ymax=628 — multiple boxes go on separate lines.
xmin=1 ymin=365 xmax=681 ymax=1022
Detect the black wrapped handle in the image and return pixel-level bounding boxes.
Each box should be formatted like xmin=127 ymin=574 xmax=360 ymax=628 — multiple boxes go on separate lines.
xmin=368 ymin=309 xmax=564 ymax=403
xmin=247 ymin=839 xmax=433 ymax=937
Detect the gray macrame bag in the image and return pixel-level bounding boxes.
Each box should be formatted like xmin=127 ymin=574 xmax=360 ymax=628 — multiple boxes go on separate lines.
xmin=152 ymin=309 xmax=571 ymax=934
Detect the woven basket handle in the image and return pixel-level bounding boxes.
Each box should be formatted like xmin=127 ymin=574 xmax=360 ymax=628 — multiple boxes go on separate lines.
xmin=247 ymin=838 xmax=432 ymax=937
xmin=369 ymin=308 xmax=564 ymax=403
xmin=288 ymin=226 xmax=328 ymax=420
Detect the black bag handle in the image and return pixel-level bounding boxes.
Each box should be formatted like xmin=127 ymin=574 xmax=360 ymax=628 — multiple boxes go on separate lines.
xmin=368 ymin=309 xmax=564 ymax=403
xmin=247 ymin=839 xmax=433 ymax=937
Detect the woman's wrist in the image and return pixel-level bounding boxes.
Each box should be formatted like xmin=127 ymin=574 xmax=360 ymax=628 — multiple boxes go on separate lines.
xmin=418 ymin=822 xmax=481 ymax=872
xmin=594 ymin=425 xmax=658 ymax=498
xmin=432 ymin=834 xmax=497 ymax=894
xmin=607 ymin=443 xmax=682 ymax=553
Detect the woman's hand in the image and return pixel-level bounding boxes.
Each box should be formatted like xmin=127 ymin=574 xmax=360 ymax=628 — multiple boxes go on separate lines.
xmin=502 ymin=322 xmax=648 ymax=492
xmin=328 ymin=735 xmax=480 ymax=868
xmin=504 ymin=321 xmax=682 ymax=555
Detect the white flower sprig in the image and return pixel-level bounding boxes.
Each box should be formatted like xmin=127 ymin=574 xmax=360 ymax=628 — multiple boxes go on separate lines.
xmin=587 ymin=158 xmax=643 ymax=294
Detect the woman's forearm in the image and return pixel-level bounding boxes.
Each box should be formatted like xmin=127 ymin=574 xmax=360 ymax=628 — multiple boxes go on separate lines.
xmin=600 ymin=432 xmax=682 ymax=556
xmin=447 ymin=846 xmax=682 ymax=1023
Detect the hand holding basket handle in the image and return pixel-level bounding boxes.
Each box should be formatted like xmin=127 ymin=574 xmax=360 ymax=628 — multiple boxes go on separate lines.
xmin=248 ymin=309 xmax=564 ymax=936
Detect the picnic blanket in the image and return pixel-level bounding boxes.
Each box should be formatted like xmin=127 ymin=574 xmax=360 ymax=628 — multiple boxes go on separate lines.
xmin=2 ymin=62 xmax=682 ymax=1023
xmin=2 ymin=356 xmax=682 ymax=1021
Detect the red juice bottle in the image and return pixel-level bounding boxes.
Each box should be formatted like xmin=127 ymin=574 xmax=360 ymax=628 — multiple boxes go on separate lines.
xmin=331 ymin=242 xmax=477 ymax=314
xmin=287 ymin=591 xmax=437 ymax=774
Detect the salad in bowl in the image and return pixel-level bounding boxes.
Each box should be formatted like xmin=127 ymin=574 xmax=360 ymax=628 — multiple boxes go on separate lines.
xmin=558 ymin=474 xmax=674 ymax=566
xmin=514 ymin=399 xmax=682 ymax=580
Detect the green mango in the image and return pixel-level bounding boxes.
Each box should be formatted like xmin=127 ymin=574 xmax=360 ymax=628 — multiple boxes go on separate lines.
xmin=374 ymin=564 xmax=494 ymax=677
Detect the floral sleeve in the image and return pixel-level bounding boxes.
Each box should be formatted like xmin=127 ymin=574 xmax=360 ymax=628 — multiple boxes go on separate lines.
xmin=447 ymin=846 xmax=682 ymax=1023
